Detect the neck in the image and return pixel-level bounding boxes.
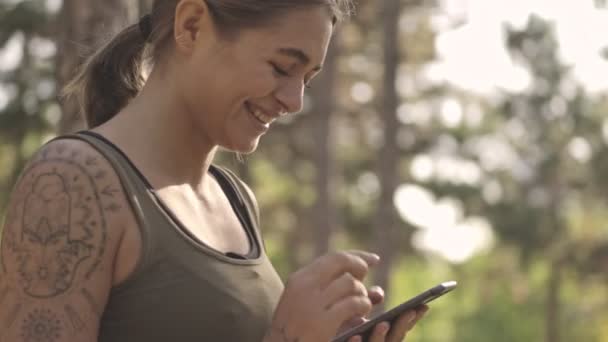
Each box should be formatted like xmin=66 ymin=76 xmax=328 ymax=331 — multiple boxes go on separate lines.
xmin=95 ymin=66 xmax=216 ymax=192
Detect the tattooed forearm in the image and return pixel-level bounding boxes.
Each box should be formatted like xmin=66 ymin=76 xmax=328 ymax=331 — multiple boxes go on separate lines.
xmin=20 ymin=308 xmax=62 ymax=342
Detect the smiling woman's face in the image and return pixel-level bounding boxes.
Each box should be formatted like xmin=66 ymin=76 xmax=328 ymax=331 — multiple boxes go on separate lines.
xmin=175 ymin=5 xmax=334 ymax=154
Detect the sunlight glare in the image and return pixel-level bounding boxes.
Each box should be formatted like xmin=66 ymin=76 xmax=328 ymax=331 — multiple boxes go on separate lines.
xmin=0 ymin=33 xmax=24 ymax=72
xmin=351 ymin=82 xmax=374 ymax=104
xmin=567 ymin=137 xmax=592 ymax=163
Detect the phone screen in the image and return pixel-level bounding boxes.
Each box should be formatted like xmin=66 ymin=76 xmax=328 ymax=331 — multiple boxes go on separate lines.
xmin=332 ymin=281 xmax=458 ymax=342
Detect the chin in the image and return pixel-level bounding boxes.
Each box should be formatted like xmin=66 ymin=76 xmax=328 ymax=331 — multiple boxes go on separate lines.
xmin=223 ymin=138 xmax=260 ymax=155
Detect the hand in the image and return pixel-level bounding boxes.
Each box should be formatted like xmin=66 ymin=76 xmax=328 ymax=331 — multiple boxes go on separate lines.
xmin=337 ymin=285 xmax=385 ymax=334
xmin=263 ymin=250 xmax=380 ymax=342
xmin=346 ymin=305 xmax=429 ymax=342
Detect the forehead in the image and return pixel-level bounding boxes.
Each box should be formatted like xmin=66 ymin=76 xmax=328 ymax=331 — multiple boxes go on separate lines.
xmin=239 ymin=7 xmax=334 ymax=64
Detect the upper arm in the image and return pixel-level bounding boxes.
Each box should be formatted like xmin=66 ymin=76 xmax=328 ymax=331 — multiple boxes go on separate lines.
xmin=0 ymin=139 xmax=138 ymax=342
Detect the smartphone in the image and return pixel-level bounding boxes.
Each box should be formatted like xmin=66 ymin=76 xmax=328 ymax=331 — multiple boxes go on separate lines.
xmin=331 ymin=281 xmax=458 ymax=342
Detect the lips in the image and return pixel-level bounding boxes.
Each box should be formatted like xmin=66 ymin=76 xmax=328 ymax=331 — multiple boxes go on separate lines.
xmin=251 ymin=108 xmax=273 ymax=124
xmin=244 ymin=102 xmax=271 ymax=134
xmin=245 ymin=102 xmax=278 ymax=126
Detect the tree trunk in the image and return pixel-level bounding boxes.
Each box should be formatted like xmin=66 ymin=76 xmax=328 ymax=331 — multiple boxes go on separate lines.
xmin=310 ymin=36 xmax=340 ymax=257
xmin=56 ymin=0 xmax=138 ymax=134
xmin=2 ymin=34 xmax=34 ymax=213
xmin=373 ymin=0 xmax=401 ymax=310
xmin=545 ymin=259 xmax=561 ymax=342
xmin=139 ymin=0 xmax=154 ymax=14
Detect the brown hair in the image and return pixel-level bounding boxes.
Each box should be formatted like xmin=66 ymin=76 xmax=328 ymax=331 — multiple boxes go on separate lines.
xmin=62 ymin=0 xmax=354 ymax=129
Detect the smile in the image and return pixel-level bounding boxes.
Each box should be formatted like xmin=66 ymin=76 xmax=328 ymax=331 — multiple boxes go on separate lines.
xmin=246 ymin=102 xmax=275 ymax=126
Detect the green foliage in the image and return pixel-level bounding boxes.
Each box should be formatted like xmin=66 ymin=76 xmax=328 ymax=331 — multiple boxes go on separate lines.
xmin=0 ymin=0 xmax=56 ymax=213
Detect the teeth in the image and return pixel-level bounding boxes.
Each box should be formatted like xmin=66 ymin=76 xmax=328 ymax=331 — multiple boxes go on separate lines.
xmin=252 ymin=109 xmax=273 ymax=125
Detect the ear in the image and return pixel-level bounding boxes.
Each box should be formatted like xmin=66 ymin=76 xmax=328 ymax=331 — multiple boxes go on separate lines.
xmin=173 ymin=0 xmax=213 ymax=53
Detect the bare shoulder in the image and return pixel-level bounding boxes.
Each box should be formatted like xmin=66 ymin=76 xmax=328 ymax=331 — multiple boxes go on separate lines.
xmin=0 ymin=137 xmax=140 ymax=342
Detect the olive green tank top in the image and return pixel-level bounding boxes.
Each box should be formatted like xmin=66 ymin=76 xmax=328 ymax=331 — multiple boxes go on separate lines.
xmin=59 ymin=132 xmax=284 ymax=342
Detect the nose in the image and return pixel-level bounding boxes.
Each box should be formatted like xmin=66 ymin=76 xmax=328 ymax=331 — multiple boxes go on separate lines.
xmin=274 ymin=80 xmax=304 ymax=114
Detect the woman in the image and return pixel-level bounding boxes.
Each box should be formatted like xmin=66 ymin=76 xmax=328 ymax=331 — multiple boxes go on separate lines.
xmin=0 ymin=0 xmax=427 ymax=341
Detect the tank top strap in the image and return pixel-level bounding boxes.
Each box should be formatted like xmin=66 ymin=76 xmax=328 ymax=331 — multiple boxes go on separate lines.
xmin=210 ymin=166 xmax=267 ymax=253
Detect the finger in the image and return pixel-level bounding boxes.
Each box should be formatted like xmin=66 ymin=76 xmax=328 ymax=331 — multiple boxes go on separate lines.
xmin=346 ymin=250 xmax=381 ymax=266
xmin=317 ymin=251 xmax=379 ymax=288
xmin=386 ymin=310 xmax=416 ymax=342
xmin=368 ymin=286 xmax=384 ymax=306
xmin=339 ymin=316 xmax=367 ymax=332
xmin=416 ymin=305 xmax=429 ymax=316
xmin=348 ymin=336 xmax=362 ymax=342
xmin=368 ymin=322 xmax=390 ymax=342
xmin=412 ymin=305 xmax=429 ymax=324
xmin=323 ymin=272 xmax=368 ymax=307
xmin=326 ymin=295 xmax=373 ymax=329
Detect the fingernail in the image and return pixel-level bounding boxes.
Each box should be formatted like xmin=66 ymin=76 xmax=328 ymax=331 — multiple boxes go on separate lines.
xmin=381 ymin=322 xmax=390 ymax=334
xmin=370 ymin=285 xmax=384 ymax=294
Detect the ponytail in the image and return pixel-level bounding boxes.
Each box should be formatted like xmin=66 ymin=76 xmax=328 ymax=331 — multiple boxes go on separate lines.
xmin=61 ymin=23 xmax=149 ymax=128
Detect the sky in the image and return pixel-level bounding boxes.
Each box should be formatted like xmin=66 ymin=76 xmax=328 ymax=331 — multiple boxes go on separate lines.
xmin=429 ymin=0 xmax=608 ymax=95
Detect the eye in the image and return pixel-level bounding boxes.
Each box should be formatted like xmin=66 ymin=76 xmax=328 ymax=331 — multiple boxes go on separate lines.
xmin=271 ymin=62 xmax=313 ymax=90
xmin=270 ymin=62 xmax=289 ymax=77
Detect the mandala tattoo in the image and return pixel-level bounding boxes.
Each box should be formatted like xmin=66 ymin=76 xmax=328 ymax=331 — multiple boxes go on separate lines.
xmin=20 ymin=308 xmax=62 ymax=342
xmin=2 ymin=155 xmax=109 ymax=299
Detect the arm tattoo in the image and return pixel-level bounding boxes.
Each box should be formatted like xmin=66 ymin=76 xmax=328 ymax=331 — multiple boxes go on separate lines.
xmin=80 ymin=288 xmax=101 ymax=317
xmin=5 ymin=303 xmax=23 ymax=330
xmin=1 ymin=151 xmax=113 ymax=299
xmin=64 ymin=304 xmax=86 ymax=332
xmin=20 ymin=308 xmax=62 ymax=342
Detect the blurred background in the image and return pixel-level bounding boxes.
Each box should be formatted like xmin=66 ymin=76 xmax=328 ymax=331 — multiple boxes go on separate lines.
xmin=1 ymin=0 xmax=608 ymax=341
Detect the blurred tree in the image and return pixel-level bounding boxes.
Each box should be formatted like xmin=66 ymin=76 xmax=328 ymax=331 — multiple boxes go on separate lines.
xmin=372 ymin=0 xmax=439 ymax=309
xmin=139 ymin=0 xmax=154 ymax=14
xmin=0 ymin=1 xmax=55 ymax=213
xmin=372 ymin=0 xmax=401 ymax=307
xmin=309 ymin=34 xmax=340 ymax=256
xmin=486 ymin=15 xmax=606 ymax=342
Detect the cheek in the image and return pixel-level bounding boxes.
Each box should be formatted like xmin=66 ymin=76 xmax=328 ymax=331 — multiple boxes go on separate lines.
xmin=241 ymin=64 xmax=277 ymax=98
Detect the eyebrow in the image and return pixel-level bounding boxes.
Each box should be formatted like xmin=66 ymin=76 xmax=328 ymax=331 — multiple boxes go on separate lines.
xmin=277 ymin=48 xmax=323 ymax=72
